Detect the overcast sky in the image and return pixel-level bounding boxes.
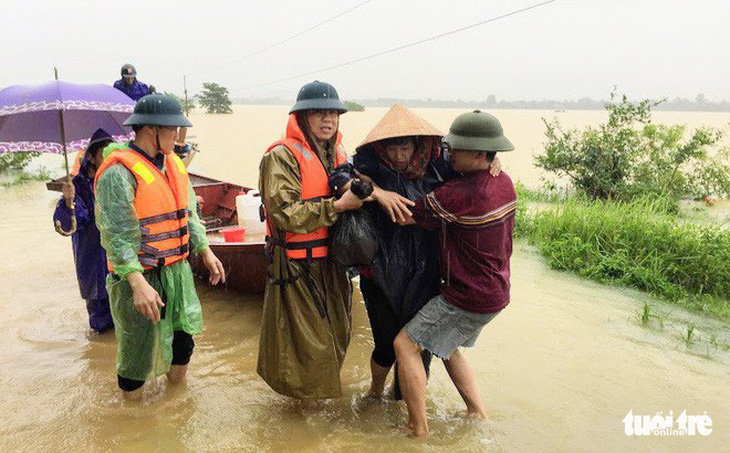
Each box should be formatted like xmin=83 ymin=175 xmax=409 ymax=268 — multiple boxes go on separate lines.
xmin=2 ymin=0 xmax=728 ymax=102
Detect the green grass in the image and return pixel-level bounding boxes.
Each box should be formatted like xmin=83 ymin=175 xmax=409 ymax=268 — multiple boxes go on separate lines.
xmin=636 ymin=302 xmax=672 ymax=329
xmin=640 ymin=302 xmax=651 ymax=326
xmin=516 ymin=190 xmax=730 ymax=320
xmin=682 ymin=323 xmax=696 ymax=347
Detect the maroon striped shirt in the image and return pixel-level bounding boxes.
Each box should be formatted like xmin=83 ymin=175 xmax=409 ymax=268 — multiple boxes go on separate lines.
xmin=412 ymin=170 xmax=516 ymax=314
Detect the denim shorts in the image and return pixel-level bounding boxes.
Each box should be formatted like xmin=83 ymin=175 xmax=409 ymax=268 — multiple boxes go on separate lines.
xmin=405 ymin=295 xmax=501 ymax=359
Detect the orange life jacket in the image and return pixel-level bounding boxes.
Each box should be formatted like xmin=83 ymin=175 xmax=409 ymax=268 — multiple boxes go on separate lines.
xmin=94 ymin=147 xmax=191 ymax=271
xmin=263 ymin=114 xmax=347 ymax=260
xmin=70 ymin=149 xmax=84 ymax=177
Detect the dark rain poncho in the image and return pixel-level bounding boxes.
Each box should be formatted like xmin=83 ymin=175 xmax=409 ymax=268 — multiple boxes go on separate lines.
xmin=53 ymin=158 xmax=112 ymax=332
xmin=330 ymin=147 xmax=453 ymax=322
xmin=112 ymin=79 xmax=150 ymax=101
xmin=258 ymin=129 xmax=352 ymax=399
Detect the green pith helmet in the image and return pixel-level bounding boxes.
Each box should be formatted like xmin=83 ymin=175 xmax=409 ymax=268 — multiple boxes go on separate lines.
xmin=445 ymin=110 xmax=514 ymax=152
xmin=289 ymin=80 xmax=348 ymax=114
xmin=121 ymin=63 xmax=137 ymax=78
xmin=123 ymin=94 xmax=193 ymax=128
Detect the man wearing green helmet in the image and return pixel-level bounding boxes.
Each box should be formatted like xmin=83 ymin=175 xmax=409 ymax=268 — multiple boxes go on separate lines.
xmin=94 ymin=94 xmax=225 ymax=400
xmin=393 ymin=110 xmax=517 ymax=436
xmin=257 ymin=81 xmax=364 ymax=398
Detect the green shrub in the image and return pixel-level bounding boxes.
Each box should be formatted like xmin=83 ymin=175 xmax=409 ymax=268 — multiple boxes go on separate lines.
xmin=536 ymin=91 xmax=730 ymax=203
xmin=0 ymin=151 xmax=40 ymax=174
xmin=514 ymin=182 xmax=533 ymax=238
xmin=528 ymin=196 xmax=730 ymax=318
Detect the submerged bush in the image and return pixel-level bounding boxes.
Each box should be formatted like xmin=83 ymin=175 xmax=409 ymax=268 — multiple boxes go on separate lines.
xmin=0 ymin=151 xmax=40 ymax=174
xmin=513 ymin=182 xmax=532 ymax=238
xmin=527 ymin=196 xmax=729 ymax=319
xmin=343 ymin=101 xmax=365 ymax=112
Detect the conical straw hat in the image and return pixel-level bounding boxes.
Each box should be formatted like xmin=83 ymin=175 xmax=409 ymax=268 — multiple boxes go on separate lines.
xmin=358 ymin=104 xmax=443 ymax=150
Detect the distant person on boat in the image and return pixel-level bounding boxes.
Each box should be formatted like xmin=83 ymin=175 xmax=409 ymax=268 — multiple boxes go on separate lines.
xmin=53 ymin=128 xmax=115 ymax=333
xmin=258 ymin=81 xmax=363 ymax=398
xmin=94 ymin=94 xmax=225 ymax=400
xmin=113 ymin=64 xmax=151 ymax=101
xmin=393 ymin=110 xmax=516 ymax=437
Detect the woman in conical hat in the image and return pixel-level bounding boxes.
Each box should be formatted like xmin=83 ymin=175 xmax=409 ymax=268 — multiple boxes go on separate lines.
xmin=330 ymin=104 xmax=501 ymax=398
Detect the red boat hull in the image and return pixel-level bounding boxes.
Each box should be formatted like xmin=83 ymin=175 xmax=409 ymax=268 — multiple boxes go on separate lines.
xmin=189 ymin=241 xmax=267 ymax=294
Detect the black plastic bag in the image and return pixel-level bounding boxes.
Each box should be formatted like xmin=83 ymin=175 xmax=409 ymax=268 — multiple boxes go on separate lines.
xmin=330 ymin=209 xmax=379 ymax=267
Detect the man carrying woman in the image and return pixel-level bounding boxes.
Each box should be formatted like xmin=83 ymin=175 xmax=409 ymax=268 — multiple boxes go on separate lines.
xmin=330 ymin=105 xmax=500 ymax=399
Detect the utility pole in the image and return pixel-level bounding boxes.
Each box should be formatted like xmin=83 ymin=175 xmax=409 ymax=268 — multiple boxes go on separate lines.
xmin=183 ymin=75 xmax=190 ymax=115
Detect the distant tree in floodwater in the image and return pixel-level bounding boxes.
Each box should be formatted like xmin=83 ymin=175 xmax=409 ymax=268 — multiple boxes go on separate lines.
xmin=343 ymin=101 xmax=365 ymax=112
xmin=198 ymin=83 xmax=233 ymax=114
xmin=164 ymin=92 xmax=196 ymax=115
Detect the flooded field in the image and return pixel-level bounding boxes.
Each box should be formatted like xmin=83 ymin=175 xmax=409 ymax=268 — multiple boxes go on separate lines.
xmin=1 ymin=106 xmax=728 ymax=451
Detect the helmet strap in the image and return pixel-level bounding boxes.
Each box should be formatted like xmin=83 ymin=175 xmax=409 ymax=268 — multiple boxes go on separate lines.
xmin=441 ymin=140 xmax=452 ymax=163
xmin=154 ymin=126 xmax=162 ymax=152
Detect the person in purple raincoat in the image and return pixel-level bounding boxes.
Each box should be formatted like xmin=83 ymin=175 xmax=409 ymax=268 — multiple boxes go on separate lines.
xmin=113 ymin=64 xmax=151 ymax=101
xmin=53 ymin=128 xmax=114 ymax=333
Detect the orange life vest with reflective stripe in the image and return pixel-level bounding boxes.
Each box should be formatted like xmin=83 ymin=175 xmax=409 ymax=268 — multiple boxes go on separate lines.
xmin=94 ymin=147 xmax=191 ymax=271
xmin=263 ymin=114 xmax=347 ymax=260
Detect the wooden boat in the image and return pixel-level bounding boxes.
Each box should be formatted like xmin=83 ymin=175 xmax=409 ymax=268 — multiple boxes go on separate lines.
xmin=47 ymin=172 xmax=267 ymax=294
xmin=187 ymin=174 xmax=266 ymax=294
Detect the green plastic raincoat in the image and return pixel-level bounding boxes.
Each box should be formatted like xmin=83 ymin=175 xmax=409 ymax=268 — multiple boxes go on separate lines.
xmin=95 ymin=143 xmax=209 ymax=381
xmin=257 ymin=115 xmax=352 ymax=399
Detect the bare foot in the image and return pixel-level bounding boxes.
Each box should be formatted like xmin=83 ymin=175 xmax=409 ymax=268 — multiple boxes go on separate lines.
xmin=166 ymin=364 xmax=188 ymax=384
xmin=404 ymin=420 xmax=429 ymax=438
xmin=353 ymin=391 xmax=384 ymax=412
xmin=407 ymin=424 xmax=429 ymax=438
xmin=363 ymin=390 xmax=382 ymax=400
xmin=366 ymin=384 xmax=385 ymax=398
xmin=466 ymin=409 xmax=488 ymax=420
xmin=387 ymin=384 xmax=396 ymax=399
xmin=122 ymin=388 xmax=143 ymax=401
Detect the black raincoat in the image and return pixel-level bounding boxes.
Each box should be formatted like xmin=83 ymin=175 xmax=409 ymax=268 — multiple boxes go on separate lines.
xmin=330 ymin=147 xmax=454 ymax=324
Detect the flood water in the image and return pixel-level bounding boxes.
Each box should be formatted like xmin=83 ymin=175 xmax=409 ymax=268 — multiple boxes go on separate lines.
xmin=1 ymin=107 xmax=729 ymax=451
xmin=184 ymin=105 xmax=730 ymax=190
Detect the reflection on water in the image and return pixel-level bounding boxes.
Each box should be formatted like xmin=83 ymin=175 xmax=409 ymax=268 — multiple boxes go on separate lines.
xmin=1 ymin=154 xmax=729 ymax=450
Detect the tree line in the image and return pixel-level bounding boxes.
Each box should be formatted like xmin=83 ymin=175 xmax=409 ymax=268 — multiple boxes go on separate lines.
xmin=232 ymin=93 xmax=730 ymax=112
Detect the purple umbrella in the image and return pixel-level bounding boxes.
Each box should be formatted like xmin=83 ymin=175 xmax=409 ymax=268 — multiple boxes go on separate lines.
xmin=0 ymin=80 xmax=135 ymax=154
xmin=0 ymin=79 xmax=136 ymax=235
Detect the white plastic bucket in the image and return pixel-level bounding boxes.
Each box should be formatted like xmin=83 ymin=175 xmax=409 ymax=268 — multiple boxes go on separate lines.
xmin=236 ymin=191 xmax=266 ymax=242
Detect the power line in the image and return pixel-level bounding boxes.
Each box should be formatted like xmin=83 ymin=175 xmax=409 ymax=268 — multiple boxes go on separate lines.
xmin=233 ymin=0 xmax=561 ymax=92
xmin=197 ymin=0 xmax=374 ymax=76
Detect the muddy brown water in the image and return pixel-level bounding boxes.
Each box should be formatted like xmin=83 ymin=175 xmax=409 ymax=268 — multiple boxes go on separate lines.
xmin=1 ymin=107 xmax=729 ymax=451
xmin=184 ymin=106 xmax=730 ymax=191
